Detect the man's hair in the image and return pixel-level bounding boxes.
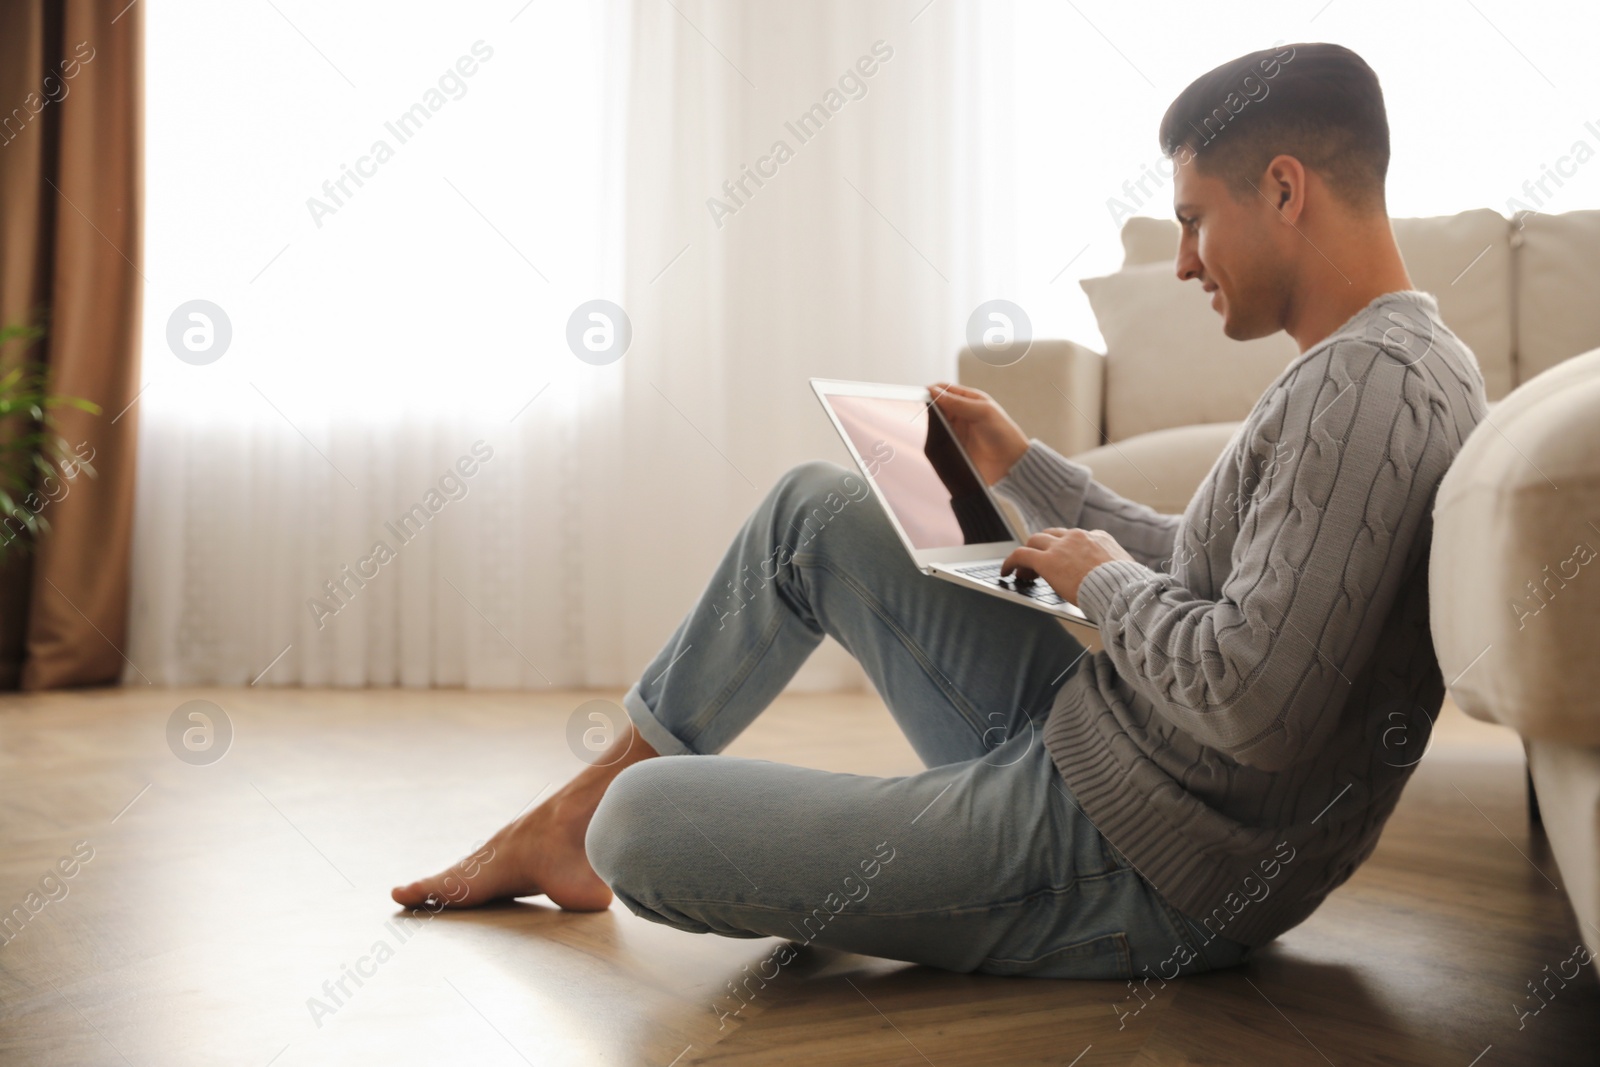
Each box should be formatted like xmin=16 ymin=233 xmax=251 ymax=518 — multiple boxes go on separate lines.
xmin=1158 ymin=42 xmax=1389 ymax=212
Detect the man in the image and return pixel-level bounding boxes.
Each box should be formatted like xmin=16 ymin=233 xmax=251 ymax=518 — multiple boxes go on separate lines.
xmin=394 ymin=42 xmax=1487 ymax=979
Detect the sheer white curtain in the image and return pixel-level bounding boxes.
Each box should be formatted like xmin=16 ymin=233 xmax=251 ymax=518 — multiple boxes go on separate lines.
xmin=128 ymin=1 xmax=1011 ymax=688
xmin=608 ymin=0 xmax=1011 ymax=688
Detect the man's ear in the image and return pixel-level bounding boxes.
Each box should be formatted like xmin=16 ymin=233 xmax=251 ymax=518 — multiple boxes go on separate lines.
xmin=1262 ymin=154 xmax=1307 ymax=222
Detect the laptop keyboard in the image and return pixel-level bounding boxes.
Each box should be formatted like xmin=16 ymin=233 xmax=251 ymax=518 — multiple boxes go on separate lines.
xmin=953 ymin=562 xmax=1068 ymax=606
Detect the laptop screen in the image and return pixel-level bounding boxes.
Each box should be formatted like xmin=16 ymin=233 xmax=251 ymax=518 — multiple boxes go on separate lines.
xmin=826 ymin=393 xmax=1014 ymax=549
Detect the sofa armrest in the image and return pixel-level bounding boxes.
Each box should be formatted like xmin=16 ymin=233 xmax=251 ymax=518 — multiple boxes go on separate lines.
xmin=1430 ymin=346 xmax=1600 ymax=745
xmin=957 ymin=340 xmax=1105 ymax=458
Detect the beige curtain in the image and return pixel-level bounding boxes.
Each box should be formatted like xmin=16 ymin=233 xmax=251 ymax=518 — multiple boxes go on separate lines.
xmin=0 ymin=0 xmax=142 ymax=689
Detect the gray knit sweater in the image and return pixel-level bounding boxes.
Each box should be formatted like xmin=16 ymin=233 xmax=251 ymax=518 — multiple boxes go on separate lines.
xmin=995 ymin=290 xmax=1488 ymax=948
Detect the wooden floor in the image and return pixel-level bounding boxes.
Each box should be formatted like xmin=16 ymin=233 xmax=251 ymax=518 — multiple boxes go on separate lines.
xmin=0 ymin=686 xmax=1594 ymax=1066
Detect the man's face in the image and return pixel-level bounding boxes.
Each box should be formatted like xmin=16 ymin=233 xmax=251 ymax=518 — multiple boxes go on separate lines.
xmin=1171 ymin=154 xmax=1289 ymax=341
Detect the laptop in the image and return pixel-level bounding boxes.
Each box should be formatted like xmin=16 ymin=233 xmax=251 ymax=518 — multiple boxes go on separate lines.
xmin=810 ymin=378 xmax=1095 ymax=627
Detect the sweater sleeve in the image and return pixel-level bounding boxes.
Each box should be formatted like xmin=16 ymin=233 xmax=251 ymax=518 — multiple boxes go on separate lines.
xmin=1072 ymin=344 xmax=1448 ymax=772
xmin=994 ymin=439 xmax=1183 ymax=570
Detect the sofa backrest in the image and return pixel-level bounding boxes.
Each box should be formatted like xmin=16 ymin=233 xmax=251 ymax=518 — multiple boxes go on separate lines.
xmin=1108 ymin=210 xmax=1521 ymax=442
xmin=1516 ymin=208 xmax=1600 ymax=385
xmin=1391 ymin=211 xmax=1514 ymax=399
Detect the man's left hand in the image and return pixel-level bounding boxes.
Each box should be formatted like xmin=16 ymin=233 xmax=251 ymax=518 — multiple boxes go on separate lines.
xmin=1001 ymin=528 xmax=1136 ymax=605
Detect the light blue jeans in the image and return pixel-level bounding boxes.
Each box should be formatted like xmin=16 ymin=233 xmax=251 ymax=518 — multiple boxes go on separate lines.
xmin=585 ymin=461 xmax=1251 ymax=979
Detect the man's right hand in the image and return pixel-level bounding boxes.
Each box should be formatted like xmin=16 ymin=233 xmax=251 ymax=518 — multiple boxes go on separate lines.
xmin=928 ymin=382 xmax=1030 ymax=486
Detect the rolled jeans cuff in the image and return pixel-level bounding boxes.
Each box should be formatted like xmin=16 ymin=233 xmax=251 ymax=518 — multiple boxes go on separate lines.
xmin=622 ymin=683 xmax=697 ymax=757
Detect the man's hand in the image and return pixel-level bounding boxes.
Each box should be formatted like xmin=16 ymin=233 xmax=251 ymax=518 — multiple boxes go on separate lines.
xmin=927 ymin=382 xmax=1029 ymax=486
xmin=1002 ymin=528 xmax=1135 ymax=605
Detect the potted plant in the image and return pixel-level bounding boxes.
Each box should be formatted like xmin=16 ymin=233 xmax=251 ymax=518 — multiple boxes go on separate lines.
xmin=0 ymin=320 xmax=100 ymax=556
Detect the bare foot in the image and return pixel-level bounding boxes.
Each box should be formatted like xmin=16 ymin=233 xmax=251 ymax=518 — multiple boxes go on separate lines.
xmin=391 ymin=794 xmax=614 ymax=912
xmin=392 ymin=722 xmax=659 ymax=913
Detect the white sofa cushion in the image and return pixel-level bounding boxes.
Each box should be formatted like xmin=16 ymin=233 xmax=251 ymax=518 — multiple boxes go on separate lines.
xmin=1431 ymin=345 xmax=1600 ymax=745
xmin=1120 ymin=215 xmax=1183 ymax=269
xmin=1069 ymin=421 xmax=1242 ymax=517
xmin=1079 ymin=264 xmax=1297 ymax=443
xmin=1116 ymin=209 xmax=1515 ymax=400
xmin=1517 ymin=208 xmax=1600 ymax=385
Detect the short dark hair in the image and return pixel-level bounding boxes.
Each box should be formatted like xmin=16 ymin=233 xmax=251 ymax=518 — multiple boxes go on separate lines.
xmin=1158 ymin=42 xmax=1390 ymax=212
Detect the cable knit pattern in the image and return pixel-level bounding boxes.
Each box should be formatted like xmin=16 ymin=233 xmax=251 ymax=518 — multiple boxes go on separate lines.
xmin=993 ymin=291 xmax=1488 ymax=947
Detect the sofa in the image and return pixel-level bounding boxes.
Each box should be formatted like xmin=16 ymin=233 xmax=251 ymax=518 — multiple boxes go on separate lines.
xmin=960 ymin=207 xmax=1600 ymax=966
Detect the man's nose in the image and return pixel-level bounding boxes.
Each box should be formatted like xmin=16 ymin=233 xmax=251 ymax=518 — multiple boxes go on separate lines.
xmin=1175 ymin=249 xmax=1202 ymax=283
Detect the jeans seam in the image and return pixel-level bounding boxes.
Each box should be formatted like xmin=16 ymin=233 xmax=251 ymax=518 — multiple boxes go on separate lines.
xmin=651 ymin=866 xmax=1140 ymax=923
xmin=809 ymin=557 xmax=992 ymax=749
xmin=680 ymin=607 xmax=788 ymax=752
xmin=981 ymin=930 xmax=1131 ymax=972
xmin=1151 ymin=888 xmax=1225 ymax=967
xmin=1098 ymin=826 xmax=1121 ymax=873
xmin=1091 ymin=825 xmax=1215 ymax=964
